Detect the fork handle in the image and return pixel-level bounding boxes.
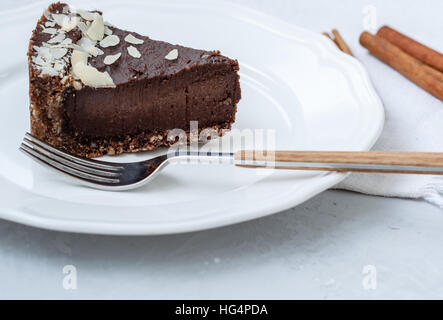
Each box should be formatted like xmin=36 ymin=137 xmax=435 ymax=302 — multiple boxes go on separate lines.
xmin=234 ymin=151 xmax=443 ymax=175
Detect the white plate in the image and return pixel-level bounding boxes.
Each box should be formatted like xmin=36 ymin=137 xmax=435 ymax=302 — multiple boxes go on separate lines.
xmin=0 ymin=0 xmax=384 ymax=235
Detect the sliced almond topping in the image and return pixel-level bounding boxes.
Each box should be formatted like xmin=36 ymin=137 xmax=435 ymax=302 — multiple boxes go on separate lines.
xmin=99 ymin=35 xmax=120 ymax=48
xmin=71 ymin=50 xmax=89 ymax=66
xmin=40 ymin=66 xmax=58 ymax=77
xmin=76 ymin=9 xmax=97 ymax=21
xmin=78 ymin=37 xmax=103 ymax=56
xmin=124 ymin=34 xmax=144 ymax=45
xmin=73 ymin=80 xmax=82 ymax=90
xmin=45 ymin=21 xmax=56 ymax=27
xmin=61 ymin=38 xmax=73 ymax=45
xmin=42 ymin=27 xmax=57 ymax=35
xmin=165 ymin=49 xmax=178 ymax=60
xmin=51 ymin=14 xmax=66 ymax=27
xmin=61 ymin=16 xmax=79 ymax=32
xmin=50 ymin=47 xmax=68 ymax=59
xmin=53 ymin=62 xmax=65 ymax=72
xmin=77 ymin=21 xmax=88 ymax=34
xmin=95 ymin=47 xmax=105 ymax=56
xmin=77 ymin=37 xmax=94 ymax=50
xmin=32 ymin=56 xmax=46 ymax=66
xmin=47 ymin=32 xmax=66 ymax=44
xmin=86 ymin=13 xmax=105 ymax=41
xmin=104 ymin=26 xmax=113 ymax=36
xmin=127 ymin=46 xmax=141 ymax=58
xmin=72 ymin=62 xmax=115 ymax=88
xmin=104 ymin=53 xmax=121 ymax=65
xmin=34 ymin=46 xmax=52 ymax=60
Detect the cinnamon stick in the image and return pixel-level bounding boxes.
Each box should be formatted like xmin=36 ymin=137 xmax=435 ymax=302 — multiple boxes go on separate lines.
xmin=359 ymin=32 xmax=443 ymax=100
xmin=377 ymin=26 xmax=443 ymax=73
xmin=322 ymin=32 xmax=334 ymax=41
xmin=332 ymin=29 xmax=353 ymax=56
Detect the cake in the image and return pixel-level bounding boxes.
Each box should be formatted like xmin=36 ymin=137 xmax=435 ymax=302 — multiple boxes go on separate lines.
xmin=28 ymin=2 xmax=241 ymax=157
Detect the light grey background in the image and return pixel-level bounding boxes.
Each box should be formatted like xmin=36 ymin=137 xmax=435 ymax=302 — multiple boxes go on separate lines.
xmin=1 ymin=0 xmax=443 ymax=299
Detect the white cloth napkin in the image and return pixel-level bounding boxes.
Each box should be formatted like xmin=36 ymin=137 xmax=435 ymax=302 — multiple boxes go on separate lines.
xmin=336 ymin=50 xmax=443 ymax=208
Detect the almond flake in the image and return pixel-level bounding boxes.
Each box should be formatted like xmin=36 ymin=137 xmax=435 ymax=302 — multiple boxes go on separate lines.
xmin=52 ymin=13 xmax=79 ymax=32
xmin=73 ymin=80 xmax=82 ymax=90
xmin=78 ymin=37 xmax=103 ymax=56
xmin=103 ymin=53 xmax=121 ymax=65
xmin=42 ymin=27 xmax=57 ymax=35
xmin=124 ymin=34 xmax=144 ymax=45
xmin=72 ymin=62 xmax=115 ymax=88
xmin=86 ymin=13 xmax=104 ymax=41
xmin=77 ymin=21 xmax=88 ymax=34
xmin=76 ymin=9 xmax=97 ymax=21
xmin=61 ymin=38 xmax=73 ymax=45
xmin=127 ymin=46 xmax=141 ymax=58
xmin=99 ymin=35 xmax=120 ymax=48
xmin=49 ymin=47 xmax=68 ymax=59
xmin=51 ymin=14 xmax=67 ymax=27
xmin=53 ymin=62 xmax=65 ymax=72
xmin=35 ymin=46 xmax=52 ymax=60
xmin=61 ymin=16 xmax=79 ymax=32
xmin=32 ymin=56 xmax=46 ymax=66
xmin=47 ymin=32 xmax=66 ymax=44
xmin=71 ymin=50 xmax=88 ymax=66
xmin=69 ymin=44 xmax=87 ymax=52
xmin=45 ymin=21 xmax=56 ymax=27
xmin=95 ymin=47 xmax=104 ymax=56
xmin=40 ymin=66 xmax=58 ymax=77
xmin=165 ymin=49 xmax=178 ymax=60
xmin=104 ymin=26 xmax=113 ymax=36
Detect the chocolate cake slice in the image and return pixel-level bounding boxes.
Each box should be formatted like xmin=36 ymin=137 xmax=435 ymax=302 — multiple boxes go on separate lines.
xmin=28 ymin=2 xmax=241 ymax=157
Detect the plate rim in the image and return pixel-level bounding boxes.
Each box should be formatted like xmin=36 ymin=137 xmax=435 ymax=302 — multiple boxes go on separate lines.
xmin=0 ymin=0 xmax=384 ymax=235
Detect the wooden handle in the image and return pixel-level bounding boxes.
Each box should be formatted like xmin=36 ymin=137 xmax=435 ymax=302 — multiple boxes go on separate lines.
xmin=234 ymin=151 xmax=443 ymax=175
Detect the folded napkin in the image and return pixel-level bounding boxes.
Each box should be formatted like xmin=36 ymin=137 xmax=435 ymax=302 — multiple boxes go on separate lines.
xmin=336 ymin=48 xmax=443 ymax=208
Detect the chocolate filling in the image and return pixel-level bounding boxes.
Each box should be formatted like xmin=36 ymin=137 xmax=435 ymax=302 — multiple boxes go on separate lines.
xmin=64 ymin=62 xmax=238 ymax=137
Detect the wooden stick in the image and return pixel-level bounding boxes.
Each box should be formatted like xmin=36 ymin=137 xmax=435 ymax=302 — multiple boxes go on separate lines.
xmin=332 ymin=29 xmax=353 ymax=56
xmin=322 ymin=32 xmax=334 ymax=41
xmin=322 ymin=32 xmax=340 ymax=49
xmin=236 ymin=150 xmax=443 ymax=166
xmin=377 ymin=26 xmax=443 ymax=73
xmin=235 ymin=150 xmax=443 ymax=175
xmin=360 ymin=32 xmax=443 ymax=100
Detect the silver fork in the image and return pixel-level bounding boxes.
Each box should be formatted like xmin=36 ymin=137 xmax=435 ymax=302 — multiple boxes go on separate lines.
xmin=20 ymin=133 xmax=235 ymax=191
xmin=20 ymin=133 xmax=443 ymax=191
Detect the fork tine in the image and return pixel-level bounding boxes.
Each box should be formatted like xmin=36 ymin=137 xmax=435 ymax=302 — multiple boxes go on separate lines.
xmin=20 ymin=144 xmax=120 ymax=185
xmin=22 ymin=139 xmax=121 ymax=178
xmin=24 ymin=133 xmax=122 ymax=171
